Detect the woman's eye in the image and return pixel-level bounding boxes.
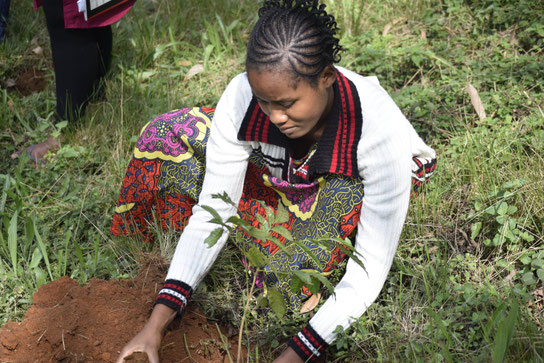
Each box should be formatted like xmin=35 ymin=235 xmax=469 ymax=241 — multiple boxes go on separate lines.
xmin=280 ymin=101 xmax=294 ymax=108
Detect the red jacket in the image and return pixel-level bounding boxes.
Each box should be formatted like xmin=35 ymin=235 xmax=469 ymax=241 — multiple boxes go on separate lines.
xmin=34 ymin=0 xmax=135 ymax=28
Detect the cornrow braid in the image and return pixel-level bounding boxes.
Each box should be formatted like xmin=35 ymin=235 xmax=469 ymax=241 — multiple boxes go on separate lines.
xmin=246 ymin=0 xmax=343 ymax=86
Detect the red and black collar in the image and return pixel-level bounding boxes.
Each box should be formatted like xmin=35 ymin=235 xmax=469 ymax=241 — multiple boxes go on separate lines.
xmin=237 ymin=70 xmax=363 ymax=179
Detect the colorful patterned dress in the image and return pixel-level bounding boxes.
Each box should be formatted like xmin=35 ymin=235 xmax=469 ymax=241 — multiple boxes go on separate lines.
xmin=111 ymin=103 xmax=435 ymax=310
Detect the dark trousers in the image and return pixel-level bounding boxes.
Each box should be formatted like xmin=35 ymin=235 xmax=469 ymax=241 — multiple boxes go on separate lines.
xmin=0 ymin=0 xmax=10 ymax=41
xmin=42 ymin=0 xmax=112 ymax=122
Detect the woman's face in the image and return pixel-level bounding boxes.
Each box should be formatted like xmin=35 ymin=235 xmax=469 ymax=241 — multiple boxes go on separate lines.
xmin=247 ymin=66 xmax=336 ymax=142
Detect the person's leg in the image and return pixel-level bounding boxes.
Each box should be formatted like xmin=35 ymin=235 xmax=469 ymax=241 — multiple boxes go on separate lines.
xmin=93 ymin=25 xmax=112 ymax=100
xmin=42 ymin=0 xmax=105 ymax=122
xmin=13 ymin=0 xmax=107 ymax=166
xmin=0 ymin=0 xmax=10 ymax=41
xmin=95 ymin=25 xmax=112 ymax=77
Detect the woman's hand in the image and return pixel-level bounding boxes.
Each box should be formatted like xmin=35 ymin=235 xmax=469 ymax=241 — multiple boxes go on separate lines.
xmin=273 ymin=346 xmax=304 ymax=363
xmin=115 ymin=323 xmax=162 ymax=363
xmin=115 ymin=304 xmax=178 ymax=363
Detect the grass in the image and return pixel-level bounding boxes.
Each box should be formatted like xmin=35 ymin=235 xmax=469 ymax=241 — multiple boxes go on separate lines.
xmin=1 ymin=0 xmax=543 ymax=361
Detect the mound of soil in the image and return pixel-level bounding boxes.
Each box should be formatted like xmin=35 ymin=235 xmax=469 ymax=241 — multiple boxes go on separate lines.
xmin=0 ymin=261 xmax=240 ymax=362
xmin=4 ymin=66 xmax=47 ymax=96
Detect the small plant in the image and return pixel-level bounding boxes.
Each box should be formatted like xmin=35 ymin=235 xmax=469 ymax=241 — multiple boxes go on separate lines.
xmin=202 ymin=192 xmax=364 ymax=362
xmin=469 ymin=179 xmax=534 ymax=248
xmin=518 ymin=250 xmax=544 ymax=287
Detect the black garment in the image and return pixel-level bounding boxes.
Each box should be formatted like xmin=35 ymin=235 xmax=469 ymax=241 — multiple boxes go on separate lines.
xmin=42 ymin=0 xmax=112 ymax=122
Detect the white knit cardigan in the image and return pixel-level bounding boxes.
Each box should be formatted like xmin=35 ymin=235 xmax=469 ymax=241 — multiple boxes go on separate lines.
xmin=164 ymin=66 xmax=436 ymax=343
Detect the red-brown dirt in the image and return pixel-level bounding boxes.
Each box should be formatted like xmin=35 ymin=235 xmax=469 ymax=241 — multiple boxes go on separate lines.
xmin=0 ymin=261 xmax=241 ymax=362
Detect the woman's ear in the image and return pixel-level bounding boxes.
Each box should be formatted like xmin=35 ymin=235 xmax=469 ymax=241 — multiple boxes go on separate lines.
xmin=320 ymin=65 xmax=337 ymax=88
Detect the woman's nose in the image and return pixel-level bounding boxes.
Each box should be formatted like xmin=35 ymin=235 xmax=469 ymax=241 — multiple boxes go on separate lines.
xmin=269 ymin=108 xmax=288 ymax=125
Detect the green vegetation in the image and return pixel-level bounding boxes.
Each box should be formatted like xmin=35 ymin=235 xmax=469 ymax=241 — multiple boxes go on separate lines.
xmin=1 ymin=0 xmax=542 ymax=361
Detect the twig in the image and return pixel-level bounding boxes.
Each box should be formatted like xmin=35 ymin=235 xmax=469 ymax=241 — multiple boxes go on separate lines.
xmin=183 ymin=333 xmax=197 ymax=363
xmin=37 ymin=329 xmax=47 ymax=344
xmin=61 ymin=330 xmax=66 ymax=351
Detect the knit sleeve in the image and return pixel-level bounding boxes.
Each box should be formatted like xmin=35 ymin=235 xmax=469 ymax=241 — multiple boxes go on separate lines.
xmin=156 ymin=74 xmax=253 ymax=314
xmin=301 ymin=81 xmax=414 ymax=346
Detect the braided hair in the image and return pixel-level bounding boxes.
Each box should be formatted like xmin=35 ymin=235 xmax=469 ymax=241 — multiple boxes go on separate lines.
xmin=246 ymin=0 xmax=343 ymax=86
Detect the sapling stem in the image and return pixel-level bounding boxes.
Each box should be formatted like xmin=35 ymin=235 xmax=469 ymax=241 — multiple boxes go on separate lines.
xmin=237 ymin=270 xmax=258 ymax=363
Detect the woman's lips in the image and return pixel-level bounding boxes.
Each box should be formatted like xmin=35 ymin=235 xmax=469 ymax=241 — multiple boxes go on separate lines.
xmin=279 ymin=125 xmax=297 ymax=134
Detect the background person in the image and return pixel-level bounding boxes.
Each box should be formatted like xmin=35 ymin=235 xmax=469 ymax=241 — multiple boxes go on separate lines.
xmin=11 ymin=0 xmax=135 ymax=164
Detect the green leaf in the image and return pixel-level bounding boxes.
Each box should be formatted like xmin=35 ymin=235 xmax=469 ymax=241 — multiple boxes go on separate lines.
xmin=255 ymin=213 xmax=267 ymax=227
xmin=244 ymin=226 xmax=269 ymax=241
xmin=226 ymin=216 xmax=245 ymax=227
xmin=204 ymin=227 xmax=224 ymax=247
xmin=331 ymin=240 xmax=365 ymax=270
xmin=483 ymin=302 xmax=507 ymax=341
xmin=502 ymin=179 xmax=527 ymax=189
xmin=305 ymin=276 xmax=321 ymax=295
xmin=0 ymin=174 xmax=10 ymax=213
xmin=256 ymin=294 xmax=268 ymax=308
xmin=497 ymin=202 xmax=508 ymax=216
xmin=536 ymin=269 xmax=544 ymax=282
xmin=265 ymin=205 xmax=275 ymax=225
xmin=245 ymin=246 xmax=269 ymax=268
xmin=267 ymin=288 xmax=286 ymax=319
xmin=495 ymin=215 xmax=508 ymax=225
xmin=33 ymin=219 xmax=53 ymax=281
xmin=61 ymin=230 xmax=72 ymax=276
xmin=7 ymin=211 xmax=18 ymax=275
xmin=520 ymin=231 xmax=534 ymax=242
xmin=504 ymin=229 xmax=517 ymax=242
xmin=484 ymin=205 xmax=496 ymax=215
xmin=274 ymin=203 xmax=290 ymax=224
xmin=33 ymin=268 xmax=47 ymax=288
xmin=271 ymin=225 xmax=293 ymax=242
xmin=55 ymin=120 xmax=68 ymax=130
xmin=211 ymin=192 xmax=236 ymax=207
xmin=292 ymin=270 xmax=313 ymax=285
xmin=531 ymin=259 xmax=544 ymax=269
xmin=471 ymin=222 xmax=482 ymax=239
xmin=25 ymin=217 xmax=35 ymax=255
xmin=519 ymin=255 xmax=532 ymax=265
xmin=309 ymin=271 xmax=335 ymax=295
xmin=521 ymin=272 xmax=536 ymax=286
xmin=29 ymin=247 xmax=43 ymax=269
xmin=290 ymin=274 xmax=304 ymax=293
xmin=58 ymin=145 xmax=80 ymax=158
xmin=506 ymin=205 xmax=518 ymax=215
xmin=201 ymin=205 xmax=223 ymax=225
xmin=492 ymin=234 xmax=501 ymax=246
xmin=492 ymin=299 xmax=519 ymax=363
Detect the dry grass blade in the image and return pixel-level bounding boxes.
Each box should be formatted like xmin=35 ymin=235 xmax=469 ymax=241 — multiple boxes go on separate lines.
xmin=184 ymin=64 xmax=204 ymax=81
xmin=466 ymin=82 xmax=486 ymax=121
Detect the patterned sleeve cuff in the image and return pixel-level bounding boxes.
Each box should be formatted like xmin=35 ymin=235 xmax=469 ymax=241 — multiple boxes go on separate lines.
xmin=154 ymin=279 xmax=193 ymax=316
xmin=411 ymin=155 xmax=437 ymax=193
xmin=287 ymin=324 xmax=328 ymax=362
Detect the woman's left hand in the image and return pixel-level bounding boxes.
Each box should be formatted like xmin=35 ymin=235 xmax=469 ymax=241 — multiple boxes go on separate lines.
xmin=273 ymin=346 xmax=304 ymax=363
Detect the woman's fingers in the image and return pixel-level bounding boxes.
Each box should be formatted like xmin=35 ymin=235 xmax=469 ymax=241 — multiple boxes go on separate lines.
xmin=116 ymin=349 xmax=159 ymax=363
xmin=115 ymin=326 xmax=162 ymax=363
